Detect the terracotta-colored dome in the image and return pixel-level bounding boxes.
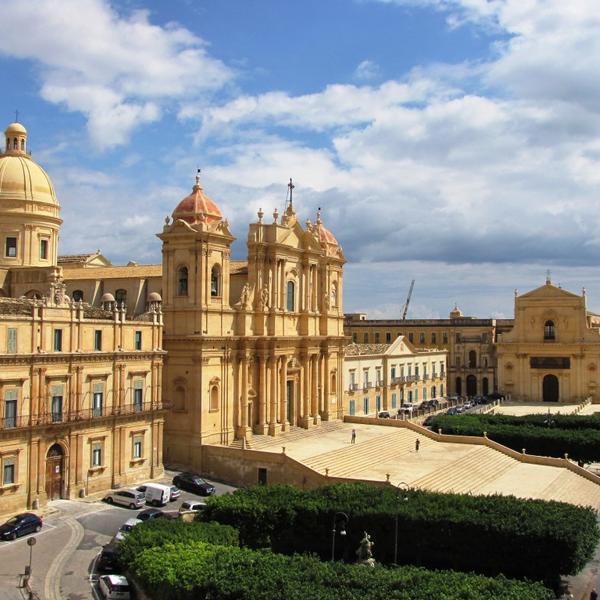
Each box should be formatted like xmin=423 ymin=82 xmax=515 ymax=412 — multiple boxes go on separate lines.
xmin=316 ymin=222 xmax=339 ymax=247
xmin=172 ymin=175 xmax=222 ymax=225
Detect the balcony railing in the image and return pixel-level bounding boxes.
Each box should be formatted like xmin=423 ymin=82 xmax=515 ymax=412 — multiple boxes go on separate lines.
xmin=0 ymin=402 xmax=169 ymax=431
xmin=348 ymin=383 xmax=359 ymax=392
xmin=363 ymin=382 xmax=373 ymax=390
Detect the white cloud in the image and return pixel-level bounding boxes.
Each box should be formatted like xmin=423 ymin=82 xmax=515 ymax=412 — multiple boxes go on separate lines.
xmin=0 ymin=0 xmax=232 ymax=149
xmin=353 ymin=60 xmax=382 ymax=82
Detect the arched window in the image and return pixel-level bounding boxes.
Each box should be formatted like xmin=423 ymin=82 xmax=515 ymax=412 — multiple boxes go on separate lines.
xmin=72 ymin=290 xmax=84 ymax=302
xmin=331 ymin=281 xmax=338 ymax=308
xmin=210 ymin=385 xmax=219 ymax=411
xmin=211 ymin=264 xmax=220 ymax=297
xmin=544 ymin=320 xmax=555 ymax=340
xmin=330 ymin=371 xmax=337 ymax=392
xmin=20 ymin=139 xmax=24 ymax=151
xmin=115 ymin=289 xmax=127 ymax=307
xmin=468 ymin=350 xmax=477 ymax=368
xmin=13 ymin=137 xmax=17 ymax=150
xmin=286 ymin=280 xmax=295 ymax=312
xmin=177 ymin=267 xmax=188 ymax=296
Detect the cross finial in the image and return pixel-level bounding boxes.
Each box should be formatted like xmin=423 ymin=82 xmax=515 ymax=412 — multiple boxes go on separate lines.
xmin=288 ymin=178 xmax=295 ymax=206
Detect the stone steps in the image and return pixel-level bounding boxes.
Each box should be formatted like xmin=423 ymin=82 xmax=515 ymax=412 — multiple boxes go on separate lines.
xmin=537 ymin=469 xmax=600 ymax=507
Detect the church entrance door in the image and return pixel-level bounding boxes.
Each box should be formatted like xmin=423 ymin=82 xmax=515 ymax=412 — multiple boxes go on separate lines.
xmin=466 ymin=375 xmax=477 ymax=397
xmin=543 ymin=374 xmax=559 ymax=402
xmin=45 ymin=443 xmax=65 ymax=500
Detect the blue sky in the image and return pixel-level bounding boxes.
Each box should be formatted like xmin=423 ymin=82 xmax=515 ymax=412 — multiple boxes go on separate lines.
xmin=2 ymin=0 xmax=600 ymax=319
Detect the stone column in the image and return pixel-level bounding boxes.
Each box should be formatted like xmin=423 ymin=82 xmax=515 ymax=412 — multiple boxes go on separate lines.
xmin=239 ymin=354 xmax=248 ymax=438
xmin=311 ymin=355 xmax=321 ymax=425
xmin=279 ymin=355 xmax=288 ymax=431
xmin=323 ymin=353 xmax=330 ymax=420
xmin=254 ymin=355 xmax=267 ymax=435
xmin=268 ymin=356 xmax=280 ymax=435
xmin=300 ymin=352 xmax=310 ymax=428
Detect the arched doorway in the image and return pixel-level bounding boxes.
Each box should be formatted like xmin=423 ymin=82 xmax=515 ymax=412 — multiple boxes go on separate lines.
xmin=543 ymin=374 xmax=559 ymax=402
xmin=482 ymin=377 xmax=489 ymax=396
xmin=455 ymin=377 xmax=462 ymax=396
xmin=45 ymin=443 xmax=65 ymax=500
xmin=466 ymin=375 xmax=477 ymax=397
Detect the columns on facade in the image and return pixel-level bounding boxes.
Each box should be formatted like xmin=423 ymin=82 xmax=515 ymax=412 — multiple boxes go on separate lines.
xmin=268 ymin=355 xmax=280 ymax=436
xmin=254 ymin=355 xmax=268 ymax=435
xmin=322 ymin=352 xmax=330 ymax=420
xmin=300 ymin=352 xmax=311 ymax=428
xmin=311 ymin=354 xmax=321 ymax=425
xmin=279 ymin=355 xmax=288 ymax=431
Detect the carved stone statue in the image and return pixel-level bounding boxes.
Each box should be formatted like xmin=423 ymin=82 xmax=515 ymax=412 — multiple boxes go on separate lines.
xmin=259 ymin=284 xmax=269 ymax=311
xmin=356 ymin=531 xmax=375 ymax=567
xmin=239 ymin=283 xmax=251 ymax=309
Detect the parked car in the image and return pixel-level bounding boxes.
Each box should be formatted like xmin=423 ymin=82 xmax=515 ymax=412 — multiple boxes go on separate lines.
xmin=104 ymin=489 xmax=145 ymax=509
xmin=0 ymin=513 xmax=42 ymax=541
xmin=179 ymin=500 xmax=207 ymax=514
xmin=173 ymin=472 xmax=216 ymax=496
xmin=143 ymin=483 xmax=171 ymax=507
xmin=137 ymin=508 xmax=166 ymax=522
xmin=97 ymin=542 xmax=120 ymax=573
xmin=114 ymin=518 xmax=142 ymax=542
xmin=378 ymin=411 xmax=391 ymax=419
xmin=98 ymin=574 xmax=131 ymax=599
xmin=169 ymin=485 xmax=181 ymax=501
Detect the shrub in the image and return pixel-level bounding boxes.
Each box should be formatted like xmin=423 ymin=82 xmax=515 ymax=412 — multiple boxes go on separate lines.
xmin=130 ymin=541 xmax=554 ymax=600
xmin=117 ymin=518 xmax=238 ymax=569
xmin=430 ymin=413 xmax=600 ymax=462
xmin=200 ymin=483 xmax=599 ymax=584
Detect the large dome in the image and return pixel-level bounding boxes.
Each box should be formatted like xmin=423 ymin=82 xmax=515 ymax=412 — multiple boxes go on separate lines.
xmin=173 ymin=174 xmax=222 ymax=225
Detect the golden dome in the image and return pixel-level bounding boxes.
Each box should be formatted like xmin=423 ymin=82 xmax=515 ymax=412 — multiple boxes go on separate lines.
xmin=173 ymin=174 xmax=222 ymax=225
xmin=450 ymin=305 xmax=463 ymax=319
xmin=5 ymin=122 xmax=27 ymax=135
xmin=0 ymin=154 xmax=58 ymax=207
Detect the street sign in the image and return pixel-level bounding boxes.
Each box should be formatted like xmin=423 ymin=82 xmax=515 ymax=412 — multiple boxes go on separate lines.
xmin=27 ymin=537 xmax=36 ymax=547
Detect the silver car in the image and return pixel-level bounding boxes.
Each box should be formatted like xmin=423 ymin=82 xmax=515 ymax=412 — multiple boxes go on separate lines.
xmin=103 ymin=489 xmax=145 ymax=509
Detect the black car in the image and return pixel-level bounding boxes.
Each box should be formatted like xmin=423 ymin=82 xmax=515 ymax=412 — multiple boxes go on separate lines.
xmin=0 ymin=513 xmax=42 ymax=541
xmin=137 ymin=508 xmax=166 ymax=521
xmin=97 ymin=541 xmax=121 ymax=573
xmin=173 ymin=472 xmax=216 ymax=496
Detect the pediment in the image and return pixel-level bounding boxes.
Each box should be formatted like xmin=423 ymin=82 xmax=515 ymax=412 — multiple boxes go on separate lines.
xmin=519 ymin=283 xmax=581 ymax=301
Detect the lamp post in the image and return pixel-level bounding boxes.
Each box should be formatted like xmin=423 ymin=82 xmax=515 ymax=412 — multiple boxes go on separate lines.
xmin=331 ymin=512 xmax=349 ymax=561
xmin=394 ymin=482 xmax=409 ymax=565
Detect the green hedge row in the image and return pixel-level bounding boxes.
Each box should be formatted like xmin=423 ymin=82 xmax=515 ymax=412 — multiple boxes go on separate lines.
xmin=117 ymin=518 xmax=238 ymax=569
xmin=459 ymin=413 xmax=600 ymax=431
xmin=130 ymin=541 xmax=554 ymax=600
xmin=430 ymin=414 xmax=600 ymax=462
xmin=199 ymin=483 xmax=599 ymax=585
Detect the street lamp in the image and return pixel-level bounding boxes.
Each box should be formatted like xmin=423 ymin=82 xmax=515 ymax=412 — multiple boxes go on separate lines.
xmin=331 ymin=512 xmax=349 ymax=561
xmin=394 ymin=482 xmax=409 ymax=565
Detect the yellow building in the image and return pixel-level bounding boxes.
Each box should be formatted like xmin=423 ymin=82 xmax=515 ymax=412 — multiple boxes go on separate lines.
xmin=344 ymin=310 xmax=513 ymax=397
xmin=0 ymin=122 xmax=166 ymax=518
xmin=497 ymin=278 xmax=600 ymax=403
xmin=343 ymin=336 xmax=447 ymax=416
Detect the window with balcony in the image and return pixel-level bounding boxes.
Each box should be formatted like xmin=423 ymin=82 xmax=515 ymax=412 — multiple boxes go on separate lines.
xmin=391 ymin=393 xmax=397 ymax=409
xmin=391 ymin=367 xmax=396 ymax=380
xmin=423 ymin=388 xmax=427 ymax=401
xmin=363 ymin=397 xmax=369 ymax=415
xmin=133 ymin=380 xmax=144 ymax=411
xmin=116 ymin=289 xmax=127 ymax=307
xmin=51 ymin=393 xmax=63 ymax=423
xmin=431 ymin=333 xmax=437 ymax=344
xmin=92 ymin=384 xmax=103 ymax=417
xmin=72 ymin=290 xmax=84 ymax=302
xmin=4 ymin=389 xmax=17 ymax=428
xmin=468 ymin=350 xmax=477 ymax=368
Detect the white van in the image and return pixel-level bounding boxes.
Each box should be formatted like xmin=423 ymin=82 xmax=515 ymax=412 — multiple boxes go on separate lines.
xmin=144 ymin=483 xmax=171 ymax=507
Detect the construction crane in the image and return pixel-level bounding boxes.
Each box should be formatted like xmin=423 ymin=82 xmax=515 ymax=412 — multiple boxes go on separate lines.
xmin=401 ymin=280 xmax=415 ymax=320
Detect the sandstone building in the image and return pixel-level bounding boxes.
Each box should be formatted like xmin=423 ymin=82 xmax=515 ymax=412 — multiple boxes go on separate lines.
xmin=0 ymin=122 xmax=166 ymax=517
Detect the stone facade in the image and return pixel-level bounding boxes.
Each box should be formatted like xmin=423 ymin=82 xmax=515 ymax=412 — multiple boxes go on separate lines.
xmin=497 ymin=279 xmax=600 ymax=403
xmin=343 ymin=336 xmax=447 ymax=416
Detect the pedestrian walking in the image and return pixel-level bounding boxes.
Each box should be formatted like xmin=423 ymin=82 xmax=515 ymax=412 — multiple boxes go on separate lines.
xmin=415 ymin=438 xmax=420 ymax=452
xmin=590 ymin=588 xmax=598 ymax=600
xmin=351 ymin=429 xmax=356 ymax=444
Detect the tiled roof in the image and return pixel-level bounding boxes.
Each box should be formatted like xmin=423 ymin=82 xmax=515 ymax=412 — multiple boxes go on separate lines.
xmin=230 ymin=260 xmax=248 ymax=274
xmin=62 ymin=264 xmax=162 ymax=280
xmin=58 ymin=253 xmax=98 ymax=265
xmin=345 ymin=343 xmax=390 ymax=356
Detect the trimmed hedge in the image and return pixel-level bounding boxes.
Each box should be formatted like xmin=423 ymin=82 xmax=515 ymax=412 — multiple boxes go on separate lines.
xmin=117 ymin=518 xmax=238 ymax=569
xmin=200 ymin=483 xmax=599 ymax=584
xmin=130 ymin=541 xmax=554 ymax=600
xmin=429 ymin=413 xmax=600 ymax=462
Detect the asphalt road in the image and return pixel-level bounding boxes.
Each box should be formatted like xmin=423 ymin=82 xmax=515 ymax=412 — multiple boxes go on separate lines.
xmin=0 ymin=470 xmax=236 ymax=600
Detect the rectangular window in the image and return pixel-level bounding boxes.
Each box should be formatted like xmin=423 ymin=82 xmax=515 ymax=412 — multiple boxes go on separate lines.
xmin=419 ymin=333 xmax=425 ymax=344
xmin=363 ymin=333 xmax=368 ymax=343
xmin=391 ymin=393 xmax=397 ymax=409
xmin=4 ymin=389 xmax=17 ymax=428
xmin=375 ymin=368 xmax=382 ymax=385
xmin=443 ymin=333 xmax=448 ymax=344
xmin=7 ymin=328 xmax=16 ymax=353
xmin=94 ymin=330 xmax=102 ymax=351
xmin=133 ymin=380 xmax=144 ymax=411
xmin=349 ymin=399 xmax=356 ymax=416
xmin=2 ymin=457 xmax=15 ymax=485
xmin=400 ymin=389 xmax=404 ymax=402
xmin=135 ymin=330 xmax=142 ymax=351
xmin=414 ymin=389 xmax=419 ymax=402
xmin=53 ymin=329 xmax=63 ymax=352
xmin=91 ymin=442 xmax=102 ymax=467
xmin=375 ymin=332 xmax=380 ymax=343
xmin=423 ymin=388 xmax=427 ymax=401
xmin=376 ymin=395 xmax=381 ymax=412
xmin=40 ymin=239 xmax=48 ymax=260
xmin=51 ymin=394 xmax=63 ymax=423
xmin=408 ymin=390 xmax=413 ymax=402
xmin=352 ymin=333 xmax=357 ymax=343
xmin=133 ymin=436 xmax=143 ymax=459
xmin=92 ymin=384 xmax=103 ymax=417
xmin=391 ymin=367 xmax=396 ymax=380
xmin=440 ymin=384 xmax=444 ymax=397
xmin=431 ymin=333 xmax=437 ymax=344
xmin=363 ymin=397 xmax=369 ymax=415
xmin=363 ymin=369 xmax=369 ymax=388
xmin=5 ymin=237 xmax=16 ymax=258
xmin=408 ymin=333 xmax=414 ymax=343
xmin=415 ymin=365 xmax=419 ymax=377
xmin=386 ymin=332 xmax=391 ymax=343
